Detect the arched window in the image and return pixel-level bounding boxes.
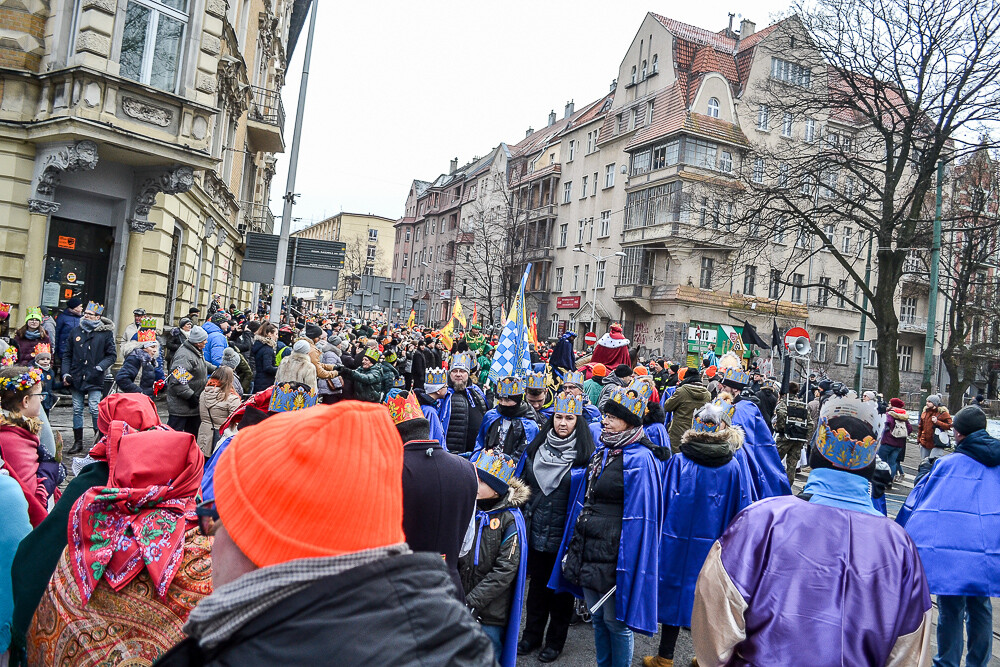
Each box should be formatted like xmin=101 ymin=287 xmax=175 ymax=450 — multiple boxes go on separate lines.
xmin=641 ymin=60 xmax=648 ymax=78
xmin=651 ymin=54 xmax=658 ymax=73
xmin=707 ymin=97 xmax=720 ymax=118
xmin=630 ymin=66 xmax=637 ymax=84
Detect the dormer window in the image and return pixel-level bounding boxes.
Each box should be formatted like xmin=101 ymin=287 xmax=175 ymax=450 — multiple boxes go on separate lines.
xmin=707 ymin=97 xmax=720 ymax=118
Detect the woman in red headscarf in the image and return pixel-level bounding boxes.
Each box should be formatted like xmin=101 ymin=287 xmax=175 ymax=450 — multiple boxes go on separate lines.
xmin=25 ymin=424 xmax=211 ymax=666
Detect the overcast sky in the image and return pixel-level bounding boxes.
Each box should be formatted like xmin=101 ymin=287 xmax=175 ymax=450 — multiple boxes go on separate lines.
xmin=272 ymin=0 xmax=791 ymax=232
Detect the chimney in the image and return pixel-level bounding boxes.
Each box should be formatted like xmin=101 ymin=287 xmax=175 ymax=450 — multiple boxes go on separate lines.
xmin=740 ymin=18 xmax=756 ymax=37
xmin=564 ymin=100 xmax=575 ymax=119
xmin=727 ymin=13 xmax=735 ymax=37
xmin=525 ymin=127 xmax=534 ymax=138
xmin=547 ymin=110 xmax=556 ymax=126
xmin=610 ymin=78 xmax=617 ymax=91
xmin=450 ymin=157 xmax=458 ymax=174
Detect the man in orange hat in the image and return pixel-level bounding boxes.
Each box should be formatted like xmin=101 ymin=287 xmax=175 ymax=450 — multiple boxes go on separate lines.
xmin=155 ymin=401 xmax=493 ymax=665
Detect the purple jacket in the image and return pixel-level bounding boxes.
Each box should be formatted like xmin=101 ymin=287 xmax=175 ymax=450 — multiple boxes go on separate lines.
xmin=880 ymin=410 xmax=913 ymax=448
xmin=692 ymin=496 xmax=931 ymax=666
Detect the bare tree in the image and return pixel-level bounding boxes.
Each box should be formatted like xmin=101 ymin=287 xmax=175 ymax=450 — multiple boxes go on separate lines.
xmin=939 ymin=146 xmax=1000 ymax=409
xmin=336 ymin=236 xmax=386 ymax=304
xmin=734 ymin=0 xmax=1000 ymax=396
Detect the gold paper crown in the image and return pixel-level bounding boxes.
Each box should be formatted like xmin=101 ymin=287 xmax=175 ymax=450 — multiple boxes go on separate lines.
xmin=610 ymin=379 xmax=654 ymax=417
xmin=32 ymin=342 xmax=51 ymax=356
xmin=526 ymin=371 xmax=546 ymax=390
xmin=563 ymin=370 xmax=586 ymax=386
xmin=496 ymin=375 xmax=525 ymax=397
xmin=425 ymin=368 xmax=447 ymax=386
xmin=554 ymin=392 xmax=583 ymax=415
xmin=385 ymin=391 xmax=423 ymax=425
xmin=137 ymin=328 xmax=157 ymax=343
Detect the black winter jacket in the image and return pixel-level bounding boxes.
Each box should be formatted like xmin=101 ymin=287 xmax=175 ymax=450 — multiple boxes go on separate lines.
xmin=61 ymin=318 xmax=117 ymax=392
xmin=755 ymin=387 xmax=779 ymax=432
xmin=250 ymin=337 xmax=277 ymax=392
xmin=571 ymin=451 xmax=625 ymax=593
xmin=154 ymin=552 xmax=495 ymax=667
xmin=459 ymin=478 xmax=529 ymax=627
xmin=411 ymin=348 xmax=428 ymax=390
xmin=115 ymin=347 xmax=157 ymax=396
xmin=403 ymin=440 xmax=478 ymax=598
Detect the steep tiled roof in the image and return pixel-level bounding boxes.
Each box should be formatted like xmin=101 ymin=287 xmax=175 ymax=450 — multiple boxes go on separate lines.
xmin=624 ymin=82 xmax=749 ymax=151
xmin=509 ymin=94 xmax=611 ymax=158
xmin=652 ymin=13 xmax=736 ymax=51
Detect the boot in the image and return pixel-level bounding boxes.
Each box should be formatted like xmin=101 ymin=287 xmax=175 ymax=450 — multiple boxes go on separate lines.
xmin=642 ymin=657 xmax=673 ymax=667
xmin=68 ymin=428 xmax=84 ymax=455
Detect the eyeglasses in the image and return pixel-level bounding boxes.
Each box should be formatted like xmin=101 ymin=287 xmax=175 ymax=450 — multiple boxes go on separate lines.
xmin=196 ymin=499 xmax=220 ymax=536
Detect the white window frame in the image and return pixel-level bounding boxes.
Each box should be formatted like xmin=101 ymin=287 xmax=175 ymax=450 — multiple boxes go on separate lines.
xmin=757 ymin=104 xmax=770 ymax=131
xmin=707 ymin=97 xmax=720 ymax=118
xmin=804 ymin=117 xmax=816 ymax=143
xmin=563 ymin=182 xmax=572 ymax=204
xmin=120 ymin=0 xmax=189 ymax=92
xmin=836 ymin=335 xmax=850 ymax=364
xmin=599 ymin=210 xmax=610 ymax=237
xmin=596 ymin=260 xmax=606 ymax=288
xmin=580 ymin=176 xmax=588 ymax=199
xmin=572 ymin=265 xmax=580 ymax=291
xmin=568 ymin=140 xmax=576 ymax=161
xmin=554 ymin=267 xmax=564 ymax=291
xmin=558 ymin=223 xmax=568 ymax=247
xmin=782 ymin=112 xmax=793 ymax=137
xmin=752 ymin=157 xmax=765 ymax=183
xmin=898 ymin=345 xmax=913 ymax=372
xmin=814 ymin=332 xmax=827 ymax=362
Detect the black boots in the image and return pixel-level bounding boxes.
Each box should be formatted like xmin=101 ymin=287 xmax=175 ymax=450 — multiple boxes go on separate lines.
xmin=67 ymin=428 xmax=84 ymax=455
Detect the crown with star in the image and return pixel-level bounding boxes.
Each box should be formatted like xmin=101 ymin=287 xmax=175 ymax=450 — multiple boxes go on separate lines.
xmin=562 ymin=370 xmax=586 ymax=387
xmin=425 ymin=368 xmax=447 ymax=386
xmin=474 ymin=449 xmax=518 ymax=487
xmin=693 ymin=397 xmax=736 ymax=433
xmin=268 ymin=381 xmax=318 ymax=413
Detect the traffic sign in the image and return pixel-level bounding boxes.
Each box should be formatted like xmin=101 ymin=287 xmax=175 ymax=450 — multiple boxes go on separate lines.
xmin=584 ymin=331 xmax=598 ymax=346
xmin=783 ymin=327 xmax=810 ymax=351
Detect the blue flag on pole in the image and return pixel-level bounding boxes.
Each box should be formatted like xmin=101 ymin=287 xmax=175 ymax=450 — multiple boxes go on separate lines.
xmin=489 ymin=265 xmax=532 ymax=383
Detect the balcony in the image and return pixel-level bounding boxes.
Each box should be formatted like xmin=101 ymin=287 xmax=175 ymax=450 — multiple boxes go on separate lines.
xmin=523 ymin=246 xmax=553 ymax=262
xmin=246 ymin=86 xmax=286 ymax=153
xmin=239 ymin=201 xmax=276 ymax=235
xmin=526 ymin=204 xmax=557 ymax=222
xmin=614 ymin=283 xmax=654 ymax=313
xmin=898 ymin=316 xmax=928 ymax=334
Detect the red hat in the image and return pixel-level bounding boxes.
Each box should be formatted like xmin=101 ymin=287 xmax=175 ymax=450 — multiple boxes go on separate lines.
xmin=215 ymin=401 xmax=405 ymax=567
xmin=889 ymin=397 xmax=905 ymax=409
xmin=608 ymin=323 xmax=625 ymax=340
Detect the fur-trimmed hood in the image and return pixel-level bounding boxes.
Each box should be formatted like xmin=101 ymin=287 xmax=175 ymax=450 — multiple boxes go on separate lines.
xmin=680 ymin=424 xmax=745 ymax=451
xmin=253 ymin=334 xmax=276 ymax=349
xmin=89 ymin=317 xmax=115 ymax=333
xmin=644 ymin=400 xmax=666 ymax=427
xmin=497 ymin=476 xmax=530 ymax=509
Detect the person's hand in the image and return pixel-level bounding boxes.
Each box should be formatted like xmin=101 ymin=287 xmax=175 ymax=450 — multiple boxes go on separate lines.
xmin=931 ymin=416 xmax=937 ymax=423
xmin=62 ymin=374 xmax=72 ymax=384
xmin=187 ymin=395 xmax=200 ymax=409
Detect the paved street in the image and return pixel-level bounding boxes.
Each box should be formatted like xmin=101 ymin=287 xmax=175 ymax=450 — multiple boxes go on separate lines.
xmin=46 ymin=398 xmax=998 ymax=666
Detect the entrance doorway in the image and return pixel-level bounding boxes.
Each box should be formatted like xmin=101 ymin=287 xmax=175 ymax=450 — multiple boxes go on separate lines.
xmin=42 ymin=218 xmax=115 ymax=311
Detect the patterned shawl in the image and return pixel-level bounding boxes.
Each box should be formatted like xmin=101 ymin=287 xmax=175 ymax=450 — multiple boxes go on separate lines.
xmin=68 ymin=420 xmax=204 ymax=604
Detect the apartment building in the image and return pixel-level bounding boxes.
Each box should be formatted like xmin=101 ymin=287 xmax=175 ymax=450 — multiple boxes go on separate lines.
xmin=0 ymin=0 xmax=308 ymax=333
xmin=293 ymin=211 xmax=396 ymax=304
xmin=391 ymin=11 xmax=948 ymax=393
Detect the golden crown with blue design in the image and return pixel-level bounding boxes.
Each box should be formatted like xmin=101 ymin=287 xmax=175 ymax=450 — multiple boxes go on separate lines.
xmin=425 ymin=368 xmax=447 ymax=387
xmin=385 ymin=390 xmax=423 ymax=425
xmin=717 ymin=351 xmax=748 ymax=388
xmin=562 ymin=370 xmax=586 ymax=387
xmin=450 ymin=352 xmax=474 ymax=371
xmin=554 ymin=392 xmax=583 ymax=416
xmin=496 ymin=375 xmax=526 ymax=397
xmin=393 ymin=375 xmax=406 ymax=388
xmin=526 ymin=371 xmax=546 ymax=391
xmin=268 ymin=381 xmax=318 ymax=413
xmin=474 ymin=449 xmax=518 ymax=491
xmin=610 ymin=379 xmax=654 ymax=418
xmin=693 ymin=398 xmax=736 ymax=433
xmin=85 ymin=301 xmax=104 ymax=315
xmin=813 ymin=395 xmax=880 ymax=470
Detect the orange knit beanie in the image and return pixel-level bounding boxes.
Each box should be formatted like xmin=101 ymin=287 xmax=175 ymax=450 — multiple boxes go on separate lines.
xmin=214 ymin=401 xmax=405 ymax=567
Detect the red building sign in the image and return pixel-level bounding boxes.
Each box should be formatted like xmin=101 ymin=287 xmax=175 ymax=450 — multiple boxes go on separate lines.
xmin=556 ymin=296 xmax=581 ymax=309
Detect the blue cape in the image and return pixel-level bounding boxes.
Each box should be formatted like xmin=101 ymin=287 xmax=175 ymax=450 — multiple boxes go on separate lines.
xmin=438 ymin=385 xmax=487 ymax=439
xmin=897 ymin=450 xmax=1000 ymax=596
xmin=200 ymin=433 xmax=234 ymax=501
xmin=659 ymin=386 xmax=677 ymax=427
xmin=550 ymin=333 xmax=577 ymax=371
xmin=548 ymin=441 xmax=664 ymax=634
xmin=644 ymin=422 xmax=669 ymax=451
xmin=731 ymin=400 xmax=791 ymax=500
xmin=473 ymin=506 xmax=527 ymax=667
xmin=657 ymin=452 xmax=751 ymax=627
xmin=421 ymin=405 xmax=446 ymax=448
xmin=473 ymin=409 xmax=540 ymax=476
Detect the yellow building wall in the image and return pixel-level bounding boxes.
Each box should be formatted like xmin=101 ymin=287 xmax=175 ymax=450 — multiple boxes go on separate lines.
xmin=0 ymin=135 xmax=36 ymax=324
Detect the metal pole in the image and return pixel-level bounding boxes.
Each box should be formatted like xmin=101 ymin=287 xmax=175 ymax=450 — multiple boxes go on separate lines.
xmin=269 ymin=0 xmax=318 ymax=324
xmin=922 ymin=160 xmax=945 ymax=399
xmin=854 ymin=229 xmax=874 ymax=394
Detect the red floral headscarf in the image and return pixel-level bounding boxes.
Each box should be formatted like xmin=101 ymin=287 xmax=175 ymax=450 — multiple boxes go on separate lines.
xmin=68 ymin=421 xmax=204 ymax=603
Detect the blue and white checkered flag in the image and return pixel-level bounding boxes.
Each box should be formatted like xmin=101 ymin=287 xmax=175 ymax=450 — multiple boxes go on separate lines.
xmin=488 ymin=264 xmax=532 ymax=384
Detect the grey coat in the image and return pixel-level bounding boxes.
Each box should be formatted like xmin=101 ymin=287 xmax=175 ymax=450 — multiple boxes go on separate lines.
xmin=167 ymin=340 xmax=214 ymax=417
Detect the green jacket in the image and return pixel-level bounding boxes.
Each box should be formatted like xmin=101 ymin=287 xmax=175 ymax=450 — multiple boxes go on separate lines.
xmin=583 ymin=378 xmax=603 ymax=406
xmin=343 ymin=363 xmax=385 ymax=402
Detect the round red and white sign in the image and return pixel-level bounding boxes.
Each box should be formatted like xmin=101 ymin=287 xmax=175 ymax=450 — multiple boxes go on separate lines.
xmin=784 ymin=326 xmax=810 ymax=350
xmin=584 ymin=331 xmax=598 ymax=346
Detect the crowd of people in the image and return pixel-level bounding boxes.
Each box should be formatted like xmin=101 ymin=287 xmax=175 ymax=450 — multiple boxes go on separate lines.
xmin=0 ymin=298 xmax=996 ymax=667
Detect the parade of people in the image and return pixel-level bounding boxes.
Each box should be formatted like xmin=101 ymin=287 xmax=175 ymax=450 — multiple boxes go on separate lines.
xmin=0 ymin=1 xmax=998 ymax=665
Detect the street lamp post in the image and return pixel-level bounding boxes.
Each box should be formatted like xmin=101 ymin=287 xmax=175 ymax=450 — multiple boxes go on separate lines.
xmin=573 ymin=245 xmax=626 ymax=339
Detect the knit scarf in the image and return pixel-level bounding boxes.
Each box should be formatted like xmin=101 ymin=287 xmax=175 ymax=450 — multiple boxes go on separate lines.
xmin=68 ymin=421 xmax=202 ymax=603
xmin=24 ymin=329 xmax=41 ymax=340
xmin=80 ymin=317 xmax=98 ymax=332
xmin=600 ymin=424 xmax=644 ymax=449
xmin=533 ymin=429 xmax=577 ymax=496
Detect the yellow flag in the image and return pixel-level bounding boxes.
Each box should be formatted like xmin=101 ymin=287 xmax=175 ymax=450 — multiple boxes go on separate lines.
xmin=452 ymin=298 xmax=467 ymax=328
xmin=439 ymin=318 xmax=455 ymax=350
xmin=406 ymin=309 xmax=415 ymax=328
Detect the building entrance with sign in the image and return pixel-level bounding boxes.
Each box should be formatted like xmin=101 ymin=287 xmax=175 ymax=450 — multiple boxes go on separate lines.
xmin=42 ymin=218 xmax=115 ymax=311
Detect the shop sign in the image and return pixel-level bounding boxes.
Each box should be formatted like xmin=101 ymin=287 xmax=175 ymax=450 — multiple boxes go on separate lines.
xmin=556 ymin=296 xmax=581 ymax=309
xmin=66 ymin=272 xmax=77 ymax=283
xmin=58 ymin=236 xmax=76 ymax=250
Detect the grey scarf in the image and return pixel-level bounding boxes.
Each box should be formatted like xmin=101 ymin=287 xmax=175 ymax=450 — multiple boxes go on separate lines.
xmin=533 ymin=429 xmax=577 ymax=496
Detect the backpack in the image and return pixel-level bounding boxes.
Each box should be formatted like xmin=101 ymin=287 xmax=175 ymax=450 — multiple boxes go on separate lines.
xmin=890 ymin=417 xmax=908 ymax=439
xmin=784 ymin=398 xmax=809 ymax=442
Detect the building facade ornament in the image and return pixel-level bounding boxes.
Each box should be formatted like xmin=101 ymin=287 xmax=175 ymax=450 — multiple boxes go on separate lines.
xmin=217 ymin=58 xmax=250 ymax=116
xmin=28 ymin=198 xmax=61 ymax=214
xmin=205 ymin=216 xmax=218 ymax=239
xmin=33 ymin=140 xmax=100 ymax=199
xmin=130 ymin=166 xmax=195 ymax=232
xmin=121 ymin=96 xmax=173 ymax=127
